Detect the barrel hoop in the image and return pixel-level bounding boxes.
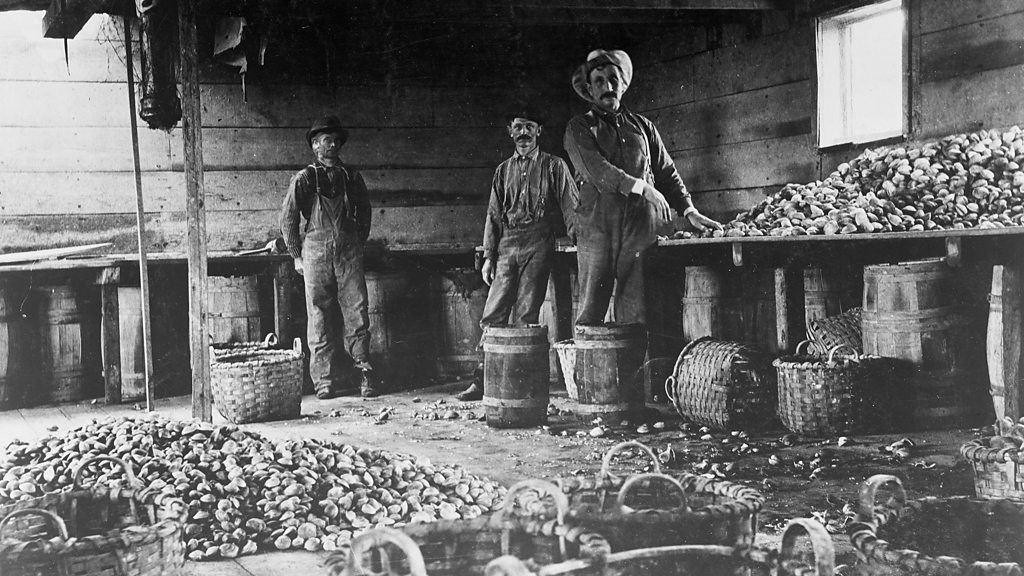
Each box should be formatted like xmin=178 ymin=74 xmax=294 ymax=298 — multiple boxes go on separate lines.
xmin=482 ymin=396 xmax=546 ymax=408
xmin=574 ymin=340 xmax=637 ymax=350
xmin=482 ymin=343 xmax=548 ymax=353
xmin=573 ymin=401 xmax=638 ymax=413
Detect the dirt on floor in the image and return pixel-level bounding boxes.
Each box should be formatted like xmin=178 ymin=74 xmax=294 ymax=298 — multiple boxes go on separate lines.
xmin=0 ymin=379 xmax=984 ymax=570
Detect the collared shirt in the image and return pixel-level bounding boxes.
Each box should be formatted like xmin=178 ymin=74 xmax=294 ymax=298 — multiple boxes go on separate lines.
xmin=563 ymin=106 xmax=693 ymax=213
xmin=279 ymin=160 xmax=372 ymax=258
xmin=482 ymin=148 xmax=578 ymax=260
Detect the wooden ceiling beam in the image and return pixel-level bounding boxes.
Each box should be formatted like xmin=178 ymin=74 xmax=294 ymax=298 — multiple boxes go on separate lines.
xmin=42 ymin=0 xmax=121 ymax=38
xmin=513 ymin=0 xmax=790 ymax=9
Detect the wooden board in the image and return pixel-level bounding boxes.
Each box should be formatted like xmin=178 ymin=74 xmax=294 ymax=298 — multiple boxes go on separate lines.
xmin=631 ymin=57 xmax=698 ymax=112
xmin=645 ymin=80 xmax=813 ymax=151
xmin=172 ymin=127 xmax=509 ymax=170
xmin=673 ymin=133 xmax=817 ymax=192
xmin=0 ymin=242 xmax=112 ymax=264
xmin=691 ymin=25 xmax=813 ymax=101
xmin=917 ymin=63 xmax=1024 ymax=139
xmin=0 ymin=127 xmax=172 ymax=172
xmin=918 ymin=0 xmax=1024 ymax=35
xmin=919 ymin=10 xmax=1024 ymax=84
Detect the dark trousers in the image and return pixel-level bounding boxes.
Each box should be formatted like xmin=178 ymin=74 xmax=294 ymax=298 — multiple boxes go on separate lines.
xmin=303 ymin=228 xmax=371 ymax=392
xmin=480 ymin=223 xmax=555 ymax=327
xmin=575 ymin=193 xmax=657 ymax=325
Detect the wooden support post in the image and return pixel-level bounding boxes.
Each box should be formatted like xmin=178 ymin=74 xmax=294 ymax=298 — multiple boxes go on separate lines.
xmin=989 ymin=264 xmax=1023 ymax=423
xmin=273 ymin=260 xmax=295 ymax=342
xmin=178 ymin=0 xmax=212 ymax=422
xmin=100 ymin=268 xmax=121 ymax=404
xmin=774 ymin=267 xmax=805 ymax=354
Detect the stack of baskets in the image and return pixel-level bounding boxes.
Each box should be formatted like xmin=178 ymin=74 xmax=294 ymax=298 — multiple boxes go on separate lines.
xmin=0 ymin=456 xmax=186 ymax=576
xmin=773 ymin=342 xmax=897 ymax=436
xmin=210 ymin=334 xmax=303 ymax=424
xmin=960 ymin=418 xmax=1024 ymax=502
xmin=331 ymin=518 xmax=835 ymax=576
xmin=665 ymin=337 xmax=777 ymax=431
xmin=848 ymin=474 xmax=1024 ymax=575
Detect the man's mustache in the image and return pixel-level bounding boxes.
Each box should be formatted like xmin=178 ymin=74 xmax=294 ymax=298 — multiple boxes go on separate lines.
xmin=601 ymin=91 xmax=617 ymax=99
xmin=516 ymin=135 xmax=532 ymax=141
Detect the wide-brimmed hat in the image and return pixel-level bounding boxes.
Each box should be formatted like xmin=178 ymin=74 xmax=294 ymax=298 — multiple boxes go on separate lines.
xmin=571 ymin=49 xmax=633 ymax=104
xmin=306 ymin=115 xmax=348 ymax=148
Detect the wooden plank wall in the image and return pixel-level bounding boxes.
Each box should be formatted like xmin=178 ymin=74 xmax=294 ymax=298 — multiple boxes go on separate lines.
xmin=0 ymin=12 xmax=573 ymax=254
xmin=626 ymin=0 xmax=1024 ymax=222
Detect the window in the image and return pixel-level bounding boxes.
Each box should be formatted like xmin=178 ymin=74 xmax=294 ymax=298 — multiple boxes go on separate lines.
xmin=816 ymin=0 xmax=907 ymax=148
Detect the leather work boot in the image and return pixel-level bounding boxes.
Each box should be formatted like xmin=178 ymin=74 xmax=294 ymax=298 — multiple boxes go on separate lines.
xmin=455 ymin=381 xmax=483 ymax=402
xmin=360 ymin=369 xmax=381 ymax=398
xmin=315 ymin=386 xmax=335 ymax=400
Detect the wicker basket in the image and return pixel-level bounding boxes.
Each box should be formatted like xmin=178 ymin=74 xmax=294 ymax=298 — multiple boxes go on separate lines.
xmin=553 ymin=442 xmax=763 ymax=553
xmin=487 ymin=518 xmax=834 ymax=576
xmin=665 ymin=337 xmax=777 ymax=431
xmin=848 ymin=474 xmax=1024 ymax=576
xmin=325 ymin=480 xmax=610 ymax=576
xmin=210 ymin=336 xmax=303 ymax=424
xmin=806 ymin=307 xmax=862 ymax=354
xmin=960 ymin=420 xmax=1024 ymax=501
xmin=774 ymin=342 xmax=897 ymax=437
xmin=0 ymin=456 xmax=186 ymax=576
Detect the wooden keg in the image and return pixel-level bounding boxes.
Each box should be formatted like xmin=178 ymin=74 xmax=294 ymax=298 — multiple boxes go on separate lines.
xmin=482 ymin=324 xmax=549 ymax=428
xmin=0 ymin=285 xmax=28 ymax=409
xmin=681 ymin=266 xmax=726 ymax=343
xmin=434 ymin=269 xmax=485 ymax=379
xmin=573 ymin=323 xmax=646 ymax=423
xmin=37 ymin=285 xmax=84 ymax=403
xmin=366 ymin=268 xmax=433 ymax=389
xmin=804 ymin=266 xmax=852 ymax=325
xmin=863 ymin=258 xmax=988 ymax=430
xmin=207 ymin=276 xmax=261 ymax=344
xmin=987 ymin=265 xmax=1022 ymax=422
xmin=117 ymin=287 xmax=146 ymax=402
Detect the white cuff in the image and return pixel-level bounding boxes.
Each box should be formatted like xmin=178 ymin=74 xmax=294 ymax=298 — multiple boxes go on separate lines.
xmin=682 ymin=206 xmax=699 ymax=217
xmin=629 ymin=178 xmax=646 ymax=195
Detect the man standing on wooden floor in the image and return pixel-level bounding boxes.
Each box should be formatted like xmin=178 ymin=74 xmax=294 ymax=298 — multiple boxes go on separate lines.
xmin=280 ymin=116 xmax=381 ymax=399
xmin=455 ymin=109 xmax=579 ymax=401
xmin=564 ymin=49 xmax=721 ymax=326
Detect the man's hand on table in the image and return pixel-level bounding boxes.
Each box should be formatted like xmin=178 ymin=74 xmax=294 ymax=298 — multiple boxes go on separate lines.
xmin=685 ymin=210 xmax=724 ymax=233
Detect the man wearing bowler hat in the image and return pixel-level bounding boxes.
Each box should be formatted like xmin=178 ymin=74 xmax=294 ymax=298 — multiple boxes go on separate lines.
xmin=280 ymin=115 xmax=380 ymax=399
xmin=565 ymin=49 xmax=722 ymax=326
xmin=454 ymin=108 xmax=579 ymax=401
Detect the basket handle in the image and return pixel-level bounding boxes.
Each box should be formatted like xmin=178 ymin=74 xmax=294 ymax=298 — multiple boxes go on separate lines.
xmin=500 ymin=479 xmax=569 ymax=525
xmin=778 ymin=518 xmax=835 ymax=576
xmin=0 ymin=508 xmax=70 ymax=542
xmin=263 ymin=333 xmax=279 ymax=347
xmin=73 ymin=455 xmax=140 ymax=490
xmin=795 ymin=340 xmax=816 ymax=356
xmin=599 ymin=441 xmax=662 ymax=480
xmin=664 ymin=376 xmax=677 ymax=404
xmin=614 ymin=473 xmax=688 ymax=514
xmin=345 ymin=528 xmax=428 ymax=576
xmin=292 ymin=337 xmax=303 ymax=355
xmin=857 ymin=474 xmax=906 ymax=522
xmin=826 ymin=344 xmax=859 ymax=364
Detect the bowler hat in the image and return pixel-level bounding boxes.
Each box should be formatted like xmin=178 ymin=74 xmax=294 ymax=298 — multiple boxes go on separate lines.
xmin=506 ymin=107 xmax=545 ymax=126
xmin=571 ymin=49 xmax=634 ymax=104
xmin=306 ymin=115 xmax=348 ymax=148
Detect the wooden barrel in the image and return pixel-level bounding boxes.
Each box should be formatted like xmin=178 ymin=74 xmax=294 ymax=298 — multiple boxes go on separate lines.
xmin=207 ymin=276 xmax=261 ymax=344
xmin=434 ymin=269 xmax=485 ymax=379
xmin=117 ymin=287 xmax=146 ymax=402
xmin=681 ymin=267 xmax=726 ymax=343
xmin=804 ymin=267 xmax=845 ymax=324
xmin=862 ymin=259 xmax=965 ymax=370
xmin=863 ymin=259 xmax=988 ymax=430
xmin=37 ymin=285 xmax=84 ymax=403
xmin=573 ymin=323 xmax=646 ymax=423
xmin=0 ymin=285 xmax=28 ymax=409
xmin=366 ymin=269 xmax=433 ymax=389
xmin=482 ymin=324 xmax=549 ymax=428
xmin=987 ymin=265 xmax=1022 ymax=423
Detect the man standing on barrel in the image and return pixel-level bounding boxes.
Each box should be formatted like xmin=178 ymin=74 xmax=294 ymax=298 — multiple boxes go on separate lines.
xmin=454 ymin=109 xmax=579 ymax=401
xmin=564 ymin=49 xmax=722 ymax=326
xmin=280 ymin=116 xmax=381 ymax=400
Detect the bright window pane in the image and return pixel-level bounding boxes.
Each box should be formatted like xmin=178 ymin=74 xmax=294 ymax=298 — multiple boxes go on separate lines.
xmin=848 ymin=9 xmax=903 ymax=139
